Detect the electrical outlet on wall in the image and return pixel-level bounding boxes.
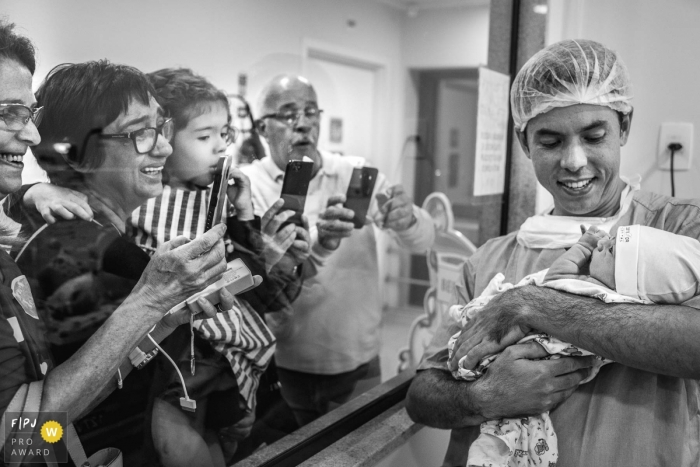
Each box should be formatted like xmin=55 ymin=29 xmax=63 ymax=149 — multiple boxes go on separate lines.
xmin=657 ymin=122 xmax=693 ymax=171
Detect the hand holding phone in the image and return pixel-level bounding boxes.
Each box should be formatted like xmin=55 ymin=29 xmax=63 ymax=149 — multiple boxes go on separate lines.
xmin=205 ymin=155 xmax=233 ymax=231
xmin=344 ymin=167 xmax=379 ymax=229
xmin=280 ymin=160 xmax=314 ymax=227
xmin=168 ymin=259 xmax=260 ymax=315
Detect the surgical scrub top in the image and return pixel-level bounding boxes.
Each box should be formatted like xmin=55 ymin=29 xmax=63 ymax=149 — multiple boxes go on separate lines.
xmin=420 ymin=190 xmax=700 ymax=467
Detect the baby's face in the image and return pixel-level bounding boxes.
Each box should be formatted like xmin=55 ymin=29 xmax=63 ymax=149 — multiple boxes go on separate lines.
xmin=590 ymin=235 xmax=616 ymax=289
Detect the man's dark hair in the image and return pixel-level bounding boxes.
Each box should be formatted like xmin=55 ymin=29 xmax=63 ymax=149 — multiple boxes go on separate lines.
xmin=0 ymin=20 xmax=36 ymax=75
xmin=35 ymin=60 xmax=156 ymax=188
xmin=147 ymin=67 xmax=230 ymax=133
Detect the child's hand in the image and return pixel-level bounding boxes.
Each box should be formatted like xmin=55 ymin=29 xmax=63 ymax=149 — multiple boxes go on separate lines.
xmin=227 ymin=167 xmax=254 ymax=221
xmin=260 ymin=199 xmax=298 ymax=272
xmin=288 ymin=216 xmax=311 ymax=266
xmin=23 ymin=183 xmax=93 ymax=224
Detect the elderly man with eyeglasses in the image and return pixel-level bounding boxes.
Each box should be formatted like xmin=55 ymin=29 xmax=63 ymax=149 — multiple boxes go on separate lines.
xmin=240 ymin=74 xmax=434 ymax=426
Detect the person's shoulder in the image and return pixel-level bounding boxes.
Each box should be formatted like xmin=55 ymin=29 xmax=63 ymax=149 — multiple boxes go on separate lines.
xmin=632 ymin=190 xmax=700 ymax=211
xmin=475 ymin=231 xmax=519 ymax=254
xmin=467 ymin=231 xmax=519 ymax=268
xmin=629 ymin=190 xmax=700 ymax=238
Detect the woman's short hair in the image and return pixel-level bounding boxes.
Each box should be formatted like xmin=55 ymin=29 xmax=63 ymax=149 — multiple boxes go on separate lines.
xmin=35 ymin=60 xmax=156 ymax=188
xmin=147 ymin=67 xmax=230 ymax=132
xmin=0 ymin=20 xmax=36 ymax=75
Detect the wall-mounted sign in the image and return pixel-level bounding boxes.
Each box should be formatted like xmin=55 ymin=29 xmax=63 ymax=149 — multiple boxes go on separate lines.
xmin=473 ymin=67 xmax=510 ymax=196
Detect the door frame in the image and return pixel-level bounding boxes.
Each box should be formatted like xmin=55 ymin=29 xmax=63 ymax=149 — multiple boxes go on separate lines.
xmin=301 ymin=39 xmax=390 ymax=170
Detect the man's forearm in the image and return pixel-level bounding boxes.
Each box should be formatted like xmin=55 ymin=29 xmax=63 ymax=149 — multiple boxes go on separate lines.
xmin=40 ymin=293 xmax=162 ymax=422
xmin=405 ymin=369 xmax=485 ymax=429
xmin=518 ymin=285 xmax=700 ymax=379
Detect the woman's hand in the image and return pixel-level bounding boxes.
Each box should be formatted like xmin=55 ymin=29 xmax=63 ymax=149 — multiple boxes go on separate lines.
xmin=160 ymin=286 xmax=235 ymax=328
xmin=226 ymin=167 xmax=254 ymax=221
xmin=134 ymin=224 xmax=228 ymax=318
xmin=23 ymin=183 xmax=94 ymax=224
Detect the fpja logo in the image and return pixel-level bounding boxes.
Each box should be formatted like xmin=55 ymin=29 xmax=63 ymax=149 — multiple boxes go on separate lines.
xmin=11 ymin=417 xmax=36 ymax=429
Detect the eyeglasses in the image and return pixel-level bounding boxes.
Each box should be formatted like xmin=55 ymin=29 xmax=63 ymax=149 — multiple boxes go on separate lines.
xmin=99 ymin=118 xmax=174 ymax=154
xmin=260 ymin=108 xmax=324 ymax=127
xmin=0 ymin=104 xmax=44 ymax=131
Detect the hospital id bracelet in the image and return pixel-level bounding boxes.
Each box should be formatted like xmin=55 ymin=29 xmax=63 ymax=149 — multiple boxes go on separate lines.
xmin=130 ymin=346 xmax=160 ymax=369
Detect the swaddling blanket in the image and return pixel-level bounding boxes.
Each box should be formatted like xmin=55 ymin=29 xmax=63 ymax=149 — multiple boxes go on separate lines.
xmin=447 ymin=270 xmax=646 ymax=467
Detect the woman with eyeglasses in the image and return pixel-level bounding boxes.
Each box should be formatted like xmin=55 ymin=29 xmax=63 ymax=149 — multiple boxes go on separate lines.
xmin=0 ymin=23 xmax=238 ymax=464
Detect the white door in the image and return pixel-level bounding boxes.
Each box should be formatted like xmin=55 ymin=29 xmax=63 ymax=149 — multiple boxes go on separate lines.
xmin=305 ymin=56 xmax=378 ymax=164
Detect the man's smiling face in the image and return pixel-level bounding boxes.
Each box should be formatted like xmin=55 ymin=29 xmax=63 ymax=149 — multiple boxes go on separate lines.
xmin=518 ymin=104 xmax=632 ymax=218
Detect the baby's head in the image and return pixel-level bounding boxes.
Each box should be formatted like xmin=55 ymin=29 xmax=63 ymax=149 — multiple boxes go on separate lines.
xmin=147 ymin=68 xmax=235 ymax=189
xmin=586 ymin=225 xmax=699 ymax=301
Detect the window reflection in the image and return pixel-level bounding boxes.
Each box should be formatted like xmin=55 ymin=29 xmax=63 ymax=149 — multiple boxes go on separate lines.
xmin=1 ymin=1 xmax=492 ymax=464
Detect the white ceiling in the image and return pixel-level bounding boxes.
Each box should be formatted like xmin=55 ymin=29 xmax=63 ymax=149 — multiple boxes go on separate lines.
xmin=375 ymin=0 xmax=490 ymax=12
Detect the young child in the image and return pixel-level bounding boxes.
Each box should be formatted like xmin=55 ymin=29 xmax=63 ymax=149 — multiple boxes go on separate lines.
xmin=128 ymin=68 xmax=304 ymax=467
xmin=447 ymin=224 xmax=700 ymax=467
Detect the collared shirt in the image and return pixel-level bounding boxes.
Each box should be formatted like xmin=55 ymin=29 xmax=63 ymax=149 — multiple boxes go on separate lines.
xmin=420 ymin=189 xmax=700 ymax=467
xmin=241 ymin=151 xmax=434 ymax=374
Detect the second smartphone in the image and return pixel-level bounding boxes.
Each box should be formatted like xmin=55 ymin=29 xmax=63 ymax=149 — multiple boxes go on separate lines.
xmin=280 ymin=159 xmax=315 ymax=227
xmin=345 ymin=166 xmax=379 ymax=229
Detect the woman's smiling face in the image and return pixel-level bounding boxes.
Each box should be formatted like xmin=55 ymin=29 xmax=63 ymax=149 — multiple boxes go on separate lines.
xmin=85 ymin=95 xmax=172 ymax=214
xmin=0 ymin=59 xmax=40 ymax=200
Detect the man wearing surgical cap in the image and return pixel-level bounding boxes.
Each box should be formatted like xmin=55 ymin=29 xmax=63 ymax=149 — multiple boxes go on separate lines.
xmin=406 ymin=39 xmax=700 ymax=467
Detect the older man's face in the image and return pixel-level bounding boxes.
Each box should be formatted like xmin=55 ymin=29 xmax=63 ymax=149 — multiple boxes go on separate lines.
xmin=519 ymin=104 xmax=631 ymax=218
xmin=261 ymin=80 xmax=321 ymax=172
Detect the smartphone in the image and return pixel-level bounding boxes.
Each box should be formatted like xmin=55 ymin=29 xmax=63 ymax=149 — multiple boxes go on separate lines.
xmin=169 ymin=259 xmax=258 ymax=315
xmin=205 ymin=155 xmax=233 ymax=231
xmin=280 ymin=160 xmax=314 ymax=227
xmin=345 ymin=167 xmax=379 ymax=229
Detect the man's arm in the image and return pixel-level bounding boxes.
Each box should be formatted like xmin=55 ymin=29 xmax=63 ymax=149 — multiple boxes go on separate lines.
xmin=406 ymin=342 xmax=595 ymax=428
xmin=450 ymin=285 xmax=700 ymax=379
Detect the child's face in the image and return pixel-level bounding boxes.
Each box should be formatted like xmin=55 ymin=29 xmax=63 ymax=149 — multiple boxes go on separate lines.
xmin=590 ymin=234 xmax=616 ymax=290
xmin=165 ymin=102 xmax=230 ymax=188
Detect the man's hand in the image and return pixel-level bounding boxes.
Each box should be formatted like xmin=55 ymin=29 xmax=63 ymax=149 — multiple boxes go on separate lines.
xmin=317 ymin=194 xmax=354 ymax=251
xmin=23 ymin=183 xmax=94 ymax=224
xmin=448 ymin=288 xmax=533 ymax=372
xmin=226 ymin=168 xmax=254 ymax=221
xmin=135 ymin=224 xmax=228 ymax=316
xmin=376 ymin=184 xmax=415 ymax=232
xmin=471 ymin=342 xmax=595 ymax=419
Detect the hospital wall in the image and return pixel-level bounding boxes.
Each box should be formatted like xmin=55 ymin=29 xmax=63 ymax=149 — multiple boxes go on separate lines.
xmin=546 ymin=0 xmax=700 ymax=202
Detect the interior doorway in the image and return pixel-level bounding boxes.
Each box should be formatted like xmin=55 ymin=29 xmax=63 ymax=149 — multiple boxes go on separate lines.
xmin=409 ymin=67 xmax=483 ymax=305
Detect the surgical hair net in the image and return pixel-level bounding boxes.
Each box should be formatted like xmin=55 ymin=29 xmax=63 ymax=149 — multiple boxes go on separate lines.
xmin=511 ymin=39 xmax=633 ymax=132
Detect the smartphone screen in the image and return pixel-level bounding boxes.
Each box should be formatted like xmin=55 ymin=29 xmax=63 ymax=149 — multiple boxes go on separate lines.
xmin=345 ymin=167 xmax=379 ymax=229
xmin=205 ymin=155 xmax=233 ymax=231
xmin=280 ymin=160 xmax=314 ymax=227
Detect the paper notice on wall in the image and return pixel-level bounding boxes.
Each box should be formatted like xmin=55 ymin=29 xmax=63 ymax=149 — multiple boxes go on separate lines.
xmin=473 ymin=67 xmax=511 ymax=196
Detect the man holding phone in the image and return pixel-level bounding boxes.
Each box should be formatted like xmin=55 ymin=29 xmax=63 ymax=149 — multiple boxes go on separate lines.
xmin=241 ymin=74 xmax=434 ymax=426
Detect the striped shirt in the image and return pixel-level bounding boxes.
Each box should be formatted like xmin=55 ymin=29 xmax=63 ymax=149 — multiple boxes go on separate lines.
xmin=128 ymin=185 xmax=275 ymax=410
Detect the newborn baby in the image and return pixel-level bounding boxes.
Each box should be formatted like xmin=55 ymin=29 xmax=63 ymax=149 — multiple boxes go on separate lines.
xmin=448 ymin=224 xmax=700 ymax=467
